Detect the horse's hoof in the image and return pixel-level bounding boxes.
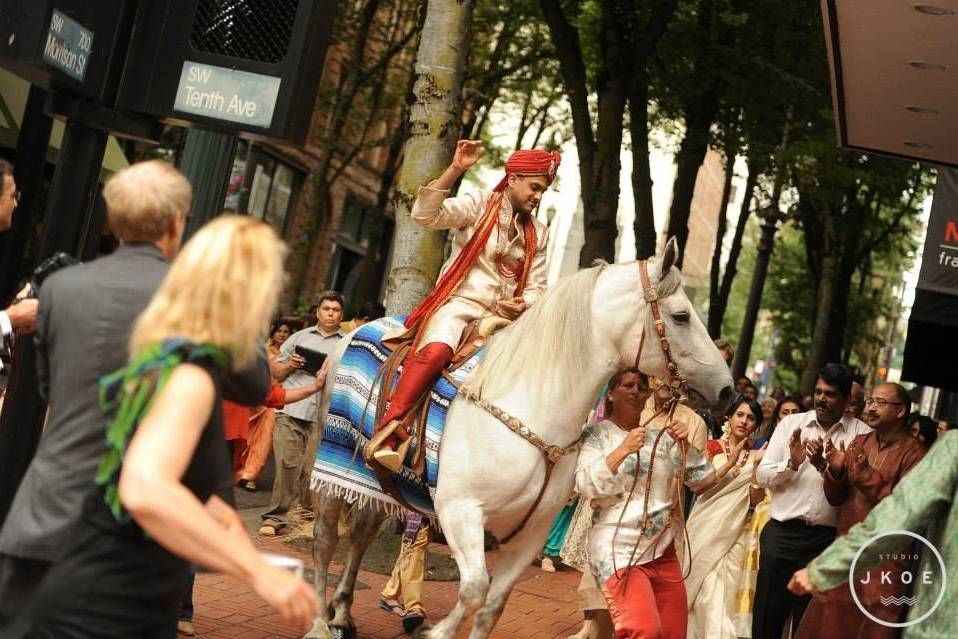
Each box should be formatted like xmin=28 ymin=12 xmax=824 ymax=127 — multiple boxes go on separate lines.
xmin=330 ymin=626 xmax=357 ymax=639
xmin=403 ymin=612 xmax=426 ymax=634
xmin=412 ymin=623 xmax=433 ymax=639
xmin=303 ymin=619 xmax=333 ymax=639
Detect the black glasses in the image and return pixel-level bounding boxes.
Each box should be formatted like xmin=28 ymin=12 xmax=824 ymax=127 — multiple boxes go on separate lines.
xmin=864 ymin=398 xmax=902 ymax=408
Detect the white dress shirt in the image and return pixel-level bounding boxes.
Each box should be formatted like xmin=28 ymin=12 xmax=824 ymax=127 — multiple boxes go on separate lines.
xmin=756 ymin=409 xmax=871 ymax=527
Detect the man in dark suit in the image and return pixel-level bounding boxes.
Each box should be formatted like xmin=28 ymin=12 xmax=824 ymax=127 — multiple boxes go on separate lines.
xmin=0 ymin=159 xmax=39 ymax=351
xmin=0 ymin=160 xmax=270 ymax=632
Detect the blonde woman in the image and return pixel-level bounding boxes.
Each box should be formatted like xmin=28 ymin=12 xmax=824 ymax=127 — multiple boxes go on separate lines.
xmin=24 ymin=217 xmax=316 ymax=638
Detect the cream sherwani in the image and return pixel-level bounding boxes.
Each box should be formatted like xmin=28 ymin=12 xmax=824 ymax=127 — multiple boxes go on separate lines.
xmin=405 ymin=184 xmax=549 ymax=350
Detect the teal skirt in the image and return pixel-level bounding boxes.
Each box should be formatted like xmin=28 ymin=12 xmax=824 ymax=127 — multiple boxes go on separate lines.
xmin=543 ymin=500 xmax=577 ymax=556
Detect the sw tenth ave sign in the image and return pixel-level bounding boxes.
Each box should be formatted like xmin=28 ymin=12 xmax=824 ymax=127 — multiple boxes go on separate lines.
xmin=850 ymin=530 xmax=947 ymax=628
xmin=173 ymin=61 xmax=281 ymax=129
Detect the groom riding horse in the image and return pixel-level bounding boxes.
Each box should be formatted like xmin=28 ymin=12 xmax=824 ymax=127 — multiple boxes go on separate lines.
xmin=365 ymin=140 xmax=561 ymax=472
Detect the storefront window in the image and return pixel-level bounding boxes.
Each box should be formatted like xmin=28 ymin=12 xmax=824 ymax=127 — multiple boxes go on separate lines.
xmin=223 ymin=140 xmax=302 ymax=234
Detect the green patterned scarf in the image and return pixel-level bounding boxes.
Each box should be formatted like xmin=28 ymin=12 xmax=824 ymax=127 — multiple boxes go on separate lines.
xmin=95 ymin=338 xmax=229 ymax=522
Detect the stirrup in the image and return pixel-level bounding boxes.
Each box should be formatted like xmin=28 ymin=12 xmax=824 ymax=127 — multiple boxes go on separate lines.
xmin=371 ymin=434 xmax=413 ymax=474
xmin=364 ymin=419 xmax=401 ymax=464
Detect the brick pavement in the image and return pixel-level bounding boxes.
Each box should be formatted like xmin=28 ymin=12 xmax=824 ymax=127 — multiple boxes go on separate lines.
xmin=190 ymin=513 xmax=585 ymax=639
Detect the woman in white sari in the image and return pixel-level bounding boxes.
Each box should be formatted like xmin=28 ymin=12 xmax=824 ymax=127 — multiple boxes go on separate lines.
xmin=684 ymin=397 xmax=767 ymax=639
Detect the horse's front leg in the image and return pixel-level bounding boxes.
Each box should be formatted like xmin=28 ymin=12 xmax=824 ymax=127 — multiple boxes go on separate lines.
xmin=305 ymin=492 xmax=344 ymax=639
xmin=327 ymin=505 xmax=386 ymax=636
xmin=468 ymin=512 xmax=557 ymax=639
xmin=416 ymin=501 xmax=489 ymax=639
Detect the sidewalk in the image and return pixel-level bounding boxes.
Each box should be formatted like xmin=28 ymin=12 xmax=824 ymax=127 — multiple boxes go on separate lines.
xmin=189 ymin=507 xmax=584 ymax=639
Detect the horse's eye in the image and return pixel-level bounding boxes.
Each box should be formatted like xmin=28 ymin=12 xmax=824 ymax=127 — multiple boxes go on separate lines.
xmin=673 ymin=311 xmax=690 ymax=323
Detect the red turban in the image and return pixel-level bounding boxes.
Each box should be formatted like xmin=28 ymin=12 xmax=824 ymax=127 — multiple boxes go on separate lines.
xmin=493 ymin=149 xmax=562 ymax=192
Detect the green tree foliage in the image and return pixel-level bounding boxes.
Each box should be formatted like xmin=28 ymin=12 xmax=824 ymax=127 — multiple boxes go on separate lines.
xmin=285 ymin=0 xmax=422 ymax=304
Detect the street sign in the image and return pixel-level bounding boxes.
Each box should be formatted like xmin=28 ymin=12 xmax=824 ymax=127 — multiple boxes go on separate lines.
xmin=41 ymin=8 xmax=93 ymax=81
xmin=0 ymin=0 xmax=129 ymax=101
xmin=116 ymin=0 xmax=339 ymax=145
xmin=173 ymin=62 xmax=281 ymax=129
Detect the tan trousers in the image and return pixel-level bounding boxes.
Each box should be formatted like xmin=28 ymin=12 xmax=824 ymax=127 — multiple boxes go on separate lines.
xmin=381 ymin=524 xmax=431 ymax=613
xmin=261 ymin=413 xmax=311 ymax=527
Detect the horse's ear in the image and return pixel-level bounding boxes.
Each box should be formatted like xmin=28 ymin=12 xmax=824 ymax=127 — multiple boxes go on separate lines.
xmin=661 ymin=237 xmax=680 ymax=272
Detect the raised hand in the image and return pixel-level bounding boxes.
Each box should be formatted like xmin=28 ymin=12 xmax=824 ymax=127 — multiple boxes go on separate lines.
xmin=452 ymin=139 xmax=484 ymax=172
xmin=824 ymin=437 xmax=846 ymax=476
xmin=788 ymin=428 xmax=806 ymax=470
xmin=728 ymin=435 xmax=748 ymax=462
xmin=751 ymin=441 xmax=769 ymax=465
xmin=806 ymin=436 xmax=826 ymax=472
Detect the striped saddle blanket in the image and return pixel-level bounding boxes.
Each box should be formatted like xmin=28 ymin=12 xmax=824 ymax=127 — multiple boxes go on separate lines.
xmin=310 ymin=316 xmax=482 ymax=516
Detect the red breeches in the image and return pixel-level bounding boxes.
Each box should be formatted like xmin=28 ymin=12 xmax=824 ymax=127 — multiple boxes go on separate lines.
xmin=376 ymin=342 xmax=454 ymax=447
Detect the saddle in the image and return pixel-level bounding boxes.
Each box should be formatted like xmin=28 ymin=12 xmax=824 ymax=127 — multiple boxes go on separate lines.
xmin=368 ymin=315 xmax=510 ymax=512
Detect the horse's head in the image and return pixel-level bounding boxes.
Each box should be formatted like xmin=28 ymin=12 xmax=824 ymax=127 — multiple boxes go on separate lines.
xmin=595 ymin=238 xmax=734 ymax=410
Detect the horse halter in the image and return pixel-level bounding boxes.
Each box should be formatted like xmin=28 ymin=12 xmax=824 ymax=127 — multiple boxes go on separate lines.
xmin=635 ymin=259 xmax=688 ymax=400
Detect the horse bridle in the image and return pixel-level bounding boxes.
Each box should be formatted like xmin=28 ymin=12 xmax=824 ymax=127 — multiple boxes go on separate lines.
xmin=635 ymin=259 xmax=688 ymax=399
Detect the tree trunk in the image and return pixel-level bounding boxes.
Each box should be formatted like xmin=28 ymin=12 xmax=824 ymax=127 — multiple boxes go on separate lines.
xmin=384 ymin=0 xmax=474 ymax=316
xmin=539 ymin=0 xmax=595 ymax=187
xmin=578 ymin=0 xmax=629 ymax=266
xmin=665 ymin=87 xmax=719 ymax=268
xmin=823 ymin=248 xmax=856 ymax=364
xmin=629 ymin=77 xmax=656 ymax=260
xmin=800 ymin=249 xmax=840 ymax=394
xmin=705 ymin=147 xmax=737 ymax=337
xmin=708 ymin=160 xmax=759 ymax=337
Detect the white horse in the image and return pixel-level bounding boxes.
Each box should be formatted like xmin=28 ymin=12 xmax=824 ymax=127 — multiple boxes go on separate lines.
xmin=305 ymin=238 xmax=733 ymax=639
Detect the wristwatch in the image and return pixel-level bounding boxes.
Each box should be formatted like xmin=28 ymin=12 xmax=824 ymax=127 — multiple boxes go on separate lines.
xmin=786 ymin=458 xmax=801 ymax=471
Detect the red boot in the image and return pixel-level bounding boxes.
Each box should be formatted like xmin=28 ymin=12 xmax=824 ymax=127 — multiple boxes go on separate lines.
xmin=365 ymin=342 xmax=454 ymax=471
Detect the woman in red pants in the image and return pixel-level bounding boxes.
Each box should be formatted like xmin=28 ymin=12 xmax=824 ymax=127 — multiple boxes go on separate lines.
xmin=575 ymin=368 xmax=746 ymax=638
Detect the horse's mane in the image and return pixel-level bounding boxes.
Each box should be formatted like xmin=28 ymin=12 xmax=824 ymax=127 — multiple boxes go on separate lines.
xmin=467 ymin=259 xmax=684 ymax=401
xmin=466 ymin=263 xmax=606 ymax=399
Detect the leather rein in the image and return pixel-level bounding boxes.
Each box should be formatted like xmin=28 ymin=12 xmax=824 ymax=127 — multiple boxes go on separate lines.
xmin=459 ymin=259 xmax=689 ymax=546
xmin=608 ymin=260 xmax=692 ymax=580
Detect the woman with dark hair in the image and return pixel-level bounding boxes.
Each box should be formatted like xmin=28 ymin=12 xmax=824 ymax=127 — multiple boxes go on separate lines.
xmin=236 ymin=316 xmax=310 ymax=491
xmin=908 ymin=413 xmax=938 ymax=449
xmin=685 ymin=396 xmax=769 ymax=638
xmin=757 ymin=394 xmax=804 ymax=442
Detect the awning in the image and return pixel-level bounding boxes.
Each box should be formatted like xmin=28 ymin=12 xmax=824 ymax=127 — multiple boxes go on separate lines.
xmin=821 ymin=0 xmax=958 ymax=167
xmin=0 ymin=67 xmax=130 ymax=173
